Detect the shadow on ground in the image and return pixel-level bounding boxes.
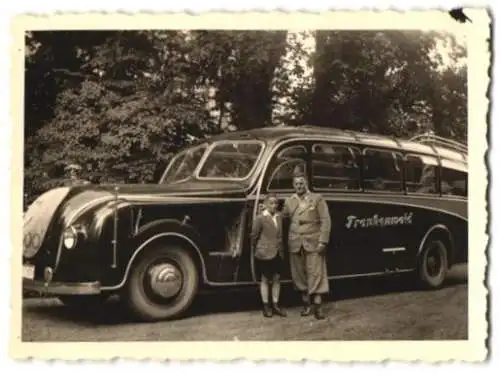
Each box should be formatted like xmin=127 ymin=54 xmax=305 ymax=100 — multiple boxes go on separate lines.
xmin=23 ymin=264 xmax=467 ymax=326
xmin=189 ymin=264 xmax=467 ymax=318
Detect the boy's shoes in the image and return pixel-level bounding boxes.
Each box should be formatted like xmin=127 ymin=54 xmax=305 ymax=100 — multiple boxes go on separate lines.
xmin=314 ymin=304 xmax=326 ymax=320
xmin=262 ymin=303 xmax=273 ymax=318
xmin=272 ymin=304 xmax=287 ymax=317
xmin=300 ymin=305 xmax=313 ymax=316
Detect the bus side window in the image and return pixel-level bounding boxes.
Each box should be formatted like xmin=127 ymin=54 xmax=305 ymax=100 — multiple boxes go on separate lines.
xmin=267 ymin=145 xmax=307 ymax=192
xmin=311 ymin=144 xmax=361 ymax=190
xmin=441 ymin=163 xmax=468 ymax=197
xmin=405 ymin=154 xmax=439 ymax=194
xmin=363 ymin=148 xmax=403 ymax=192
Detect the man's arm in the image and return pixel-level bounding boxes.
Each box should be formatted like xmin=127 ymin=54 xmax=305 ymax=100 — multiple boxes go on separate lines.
xmin=281 ymin=197 xmax=291 ymax=218
xmin=316 ymin=195 xmax=332 ymax=247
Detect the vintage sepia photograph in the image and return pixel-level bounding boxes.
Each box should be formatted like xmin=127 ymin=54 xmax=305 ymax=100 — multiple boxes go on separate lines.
xmin=10 ymin=10 xmax=489 ymax=361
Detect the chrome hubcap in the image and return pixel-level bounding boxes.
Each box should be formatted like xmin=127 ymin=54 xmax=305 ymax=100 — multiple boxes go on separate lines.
xmin=426 ymin=246 xmax=441 ymax=276
xmin=148 ymin=263 xmax=183 ymax=299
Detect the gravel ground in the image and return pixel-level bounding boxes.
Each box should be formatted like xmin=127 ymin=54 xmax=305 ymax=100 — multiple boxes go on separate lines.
xmin=21 ymin=264 xmax=468 ymax=342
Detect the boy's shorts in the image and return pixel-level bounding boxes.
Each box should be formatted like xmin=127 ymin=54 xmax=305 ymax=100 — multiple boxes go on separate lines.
xmin=255 ymin=256 xmax=283 ymax=280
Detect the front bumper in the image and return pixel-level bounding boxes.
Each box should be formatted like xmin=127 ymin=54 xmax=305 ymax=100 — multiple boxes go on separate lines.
xmin=23 ymin=278 xmax=101 ymax=295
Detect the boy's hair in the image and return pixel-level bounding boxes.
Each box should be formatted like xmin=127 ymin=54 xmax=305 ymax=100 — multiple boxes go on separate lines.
xmin=263 ymin=193 xmax=278 ymax=203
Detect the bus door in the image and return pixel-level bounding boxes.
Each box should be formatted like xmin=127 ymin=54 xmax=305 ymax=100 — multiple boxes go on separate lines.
xmin=259 ymin=142 xmax=309 ymax=282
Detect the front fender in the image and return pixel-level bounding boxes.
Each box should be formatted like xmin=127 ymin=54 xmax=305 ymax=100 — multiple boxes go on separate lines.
xmin=100 ymin=218 xmax=208 ymax=290
xmin=134 ymin=218 xmax=204 ymax=252
xmin=417 ymin=223 xmax=455 ymax=266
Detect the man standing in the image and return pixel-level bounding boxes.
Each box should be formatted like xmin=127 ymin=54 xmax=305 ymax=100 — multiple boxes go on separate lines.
xmin=282 ymin=170 xmax=332 ymax=320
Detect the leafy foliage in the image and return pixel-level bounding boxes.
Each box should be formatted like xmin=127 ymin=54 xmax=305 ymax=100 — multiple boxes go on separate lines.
xmin=23 ymin=29 xmax=467 ymax=203
xmin=290 ymin=31 xmax=466 ymax=140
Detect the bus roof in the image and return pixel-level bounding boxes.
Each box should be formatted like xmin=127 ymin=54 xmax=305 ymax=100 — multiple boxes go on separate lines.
xmin=208 ymin=125 xmax=467 ymax=163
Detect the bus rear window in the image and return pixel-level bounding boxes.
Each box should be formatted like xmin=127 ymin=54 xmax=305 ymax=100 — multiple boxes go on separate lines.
xmin=441 ymin=161 xmax=467 ymax=197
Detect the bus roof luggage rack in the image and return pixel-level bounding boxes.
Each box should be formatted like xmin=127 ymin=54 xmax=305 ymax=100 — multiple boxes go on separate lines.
xmin=409 ymin=133 xmax=467 ymax=154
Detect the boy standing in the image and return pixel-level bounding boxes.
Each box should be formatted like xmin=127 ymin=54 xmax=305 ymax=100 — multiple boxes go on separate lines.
xmin=251 ymin=194 xmax=287 ymax=318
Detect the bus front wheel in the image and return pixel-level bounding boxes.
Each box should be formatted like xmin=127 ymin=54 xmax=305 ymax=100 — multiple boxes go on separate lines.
xmin=124 ymin=245 xmax=199 ymax=322
xmin=418 ymin=238 xmax=449 ymax=289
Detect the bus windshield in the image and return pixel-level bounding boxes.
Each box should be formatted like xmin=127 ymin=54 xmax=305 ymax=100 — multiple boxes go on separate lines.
xmin=161 ymin=144 xmax=208 ymax=184
xmin=197 ymin=140 xmax=265 ymax=180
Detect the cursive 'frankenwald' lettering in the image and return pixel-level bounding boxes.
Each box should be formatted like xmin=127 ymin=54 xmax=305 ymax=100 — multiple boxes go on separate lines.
xmin=345 ymin=212 xmax=413 ymax=229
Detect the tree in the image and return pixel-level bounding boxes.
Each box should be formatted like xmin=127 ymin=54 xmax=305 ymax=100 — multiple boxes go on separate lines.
xmin=271 ymin=31 xmax=316 ymax=125
xmin=274 ymin=30 xmax=467 ymax=142
xmin=428 ymin=64 xmax=467 ymax=142
xmin=189 ymin=30 xmax=288 ymax=129
xmin=23 ymin=30 xmax=290 ymax=201
xmin=29 ymin=31 xmax=216 ymax=188
xmin=23 ymin=29 xmax=467 ymax=204
xmin=308 ymin=30 xmax=442 ymax=134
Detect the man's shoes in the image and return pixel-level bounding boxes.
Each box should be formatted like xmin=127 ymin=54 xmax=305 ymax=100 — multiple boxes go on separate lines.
xmin=314 ymin=304 xmax=326 ymax=320
xmin=263 ymin=303 xmax=273 ymax=318
xmin=272 ymin=304 xmax=287 ymax=317
xmin=300 ymin=305 xmax=312 ymax=316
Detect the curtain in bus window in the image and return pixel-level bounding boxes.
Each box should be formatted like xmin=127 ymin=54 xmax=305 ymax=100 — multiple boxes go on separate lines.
xmin=268 ymin=145 xmax=307 ymax=191
xmin=405 ymin=154 xmax=439 ymax=194
xmin=440 ymin=159 xmax=467 ymax=197
xmin=363 ymin=149 xmax=403 ymax=192
xmin=311 ymin=144 xmax=361 ymax=190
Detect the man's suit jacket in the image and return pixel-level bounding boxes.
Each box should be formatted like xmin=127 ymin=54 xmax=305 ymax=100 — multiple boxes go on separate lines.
xmin=282 ymin=192 xmax=332 ymax=253
xmin=250 ymin=212 xmax=283 ymax=260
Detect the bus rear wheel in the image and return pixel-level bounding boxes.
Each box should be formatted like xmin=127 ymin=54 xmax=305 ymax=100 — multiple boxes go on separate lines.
xmin=418 ymin=238 xmax=449 ymax=289
xmin=124 ymin=245 xmax=199 ymax=322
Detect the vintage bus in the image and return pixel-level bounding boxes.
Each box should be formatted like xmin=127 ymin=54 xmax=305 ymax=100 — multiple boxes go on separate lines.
xmin=22 ymin=126 xmax=468 ymax=321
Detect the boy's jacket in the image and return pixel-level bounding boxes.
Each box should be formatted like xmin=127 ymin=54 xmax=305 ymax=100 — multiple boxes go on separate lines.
xmin=250 ymin=211 xmax=283 ymax=260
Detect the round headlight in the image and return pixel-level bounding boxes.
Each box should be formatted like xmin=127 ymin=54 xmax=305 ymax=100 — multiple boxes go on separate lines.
xmin=63 ymin=227 xmax=77 ymax=249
